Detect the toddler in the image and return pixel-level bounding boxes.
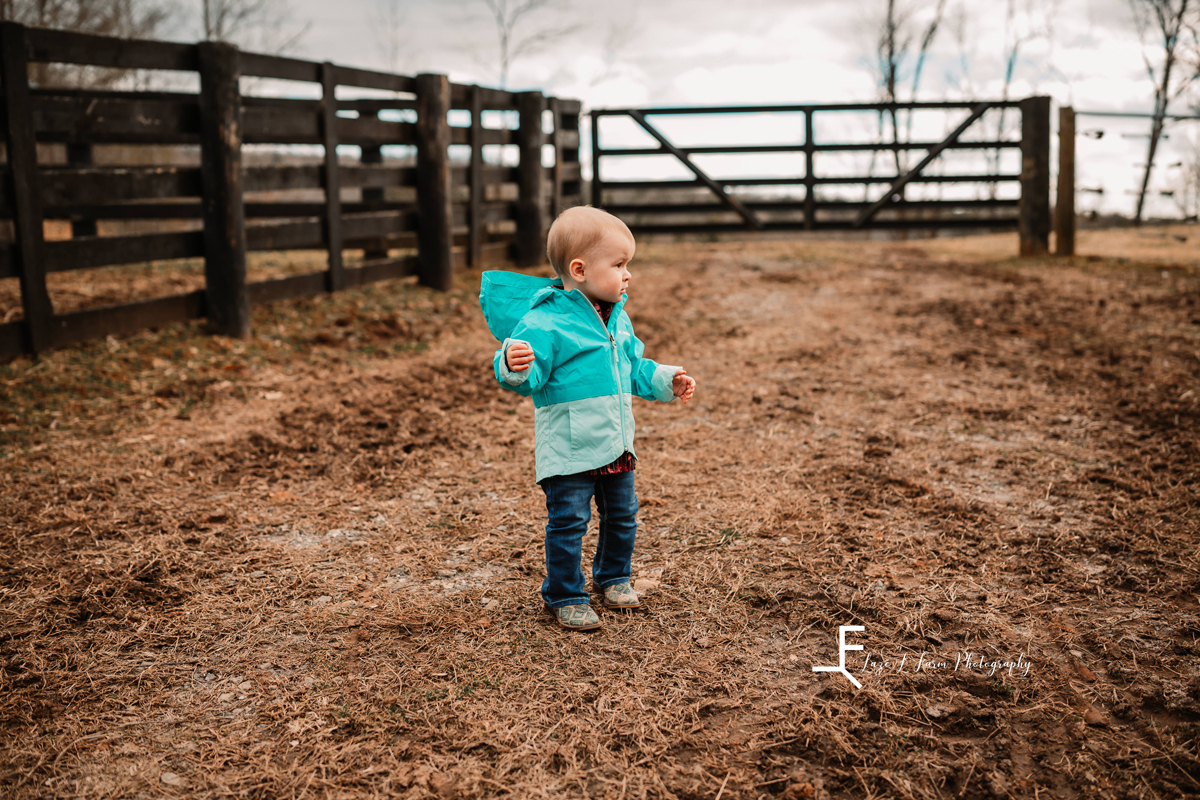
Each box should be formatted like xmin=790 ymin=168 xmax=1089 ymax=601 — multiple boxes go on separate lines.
xmin=479 ymin=206 xmax=695 ymax=630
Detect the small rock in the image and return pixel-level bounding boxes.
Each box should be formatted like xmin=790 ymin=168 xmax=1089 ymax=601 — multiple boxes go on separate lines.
xmin=313 ymin=596 xmax=332 ymax=605
xmin=238 ymin=680 xmax=253 ymax=691
xmin=780 ymin=537 xmax=791 ymax=545
xmin=633 ymin=577 xmax=659 ymax=593
xmin=1083 ymin=705 xmax=1108 ymax=726
xmin=160 ymin=772 xmax=185 ymax=787
xmin=218 ymin=692 xmax=235 ymax=703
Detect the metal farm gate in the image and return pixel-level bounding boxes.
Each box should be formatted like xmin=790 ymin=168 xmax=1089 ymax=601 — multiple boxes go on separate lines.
xmin=590 ymin=99 xmax=1052 ymax=255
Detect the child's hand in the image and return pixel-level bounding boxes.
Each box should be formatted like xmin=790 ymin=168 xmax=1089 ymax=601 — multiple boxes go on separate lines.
xmin=506 ymin=342 xmax=535 ymax=372
xmin=672 ymin=368 xmax=696 ymax=403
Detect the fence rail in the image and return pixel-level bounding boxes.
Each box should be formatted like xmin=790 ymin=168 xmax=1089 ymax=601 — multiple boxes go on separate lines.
xmin=591 ymin=98 xmax=1050 ymax=252
xmin=0 ymin=23 xmax=584 ymax=359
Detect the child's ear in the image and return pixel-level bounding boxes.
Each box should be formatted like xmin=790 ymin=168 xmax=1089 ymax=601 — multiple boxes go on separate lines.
xmin=568 ymin=257 xmax=586 ymax=281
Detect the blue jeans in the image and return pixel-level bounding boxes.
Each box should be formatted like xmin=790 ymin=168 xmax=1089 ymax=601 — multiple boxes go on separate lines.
xmin=540 ymin=470 xmax=638 ymax=608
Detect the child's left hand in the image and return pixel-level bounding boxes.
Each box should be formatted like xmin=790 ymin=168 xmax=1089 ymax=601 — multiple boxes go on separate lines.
xmin=672 ymin=368 xmax=696 ymax=403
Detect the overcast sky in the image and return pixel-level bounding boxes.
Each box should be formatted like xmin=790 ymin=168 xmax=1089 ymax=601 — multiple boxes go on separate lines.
xmin=180 ymin=0 xmax=1199 ymax=219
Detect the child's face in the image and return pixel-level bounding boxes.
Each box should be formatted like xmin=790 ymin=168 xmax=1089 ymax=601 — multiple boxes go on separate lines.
xmin=574 ymin=231 xmax=634 ymax=304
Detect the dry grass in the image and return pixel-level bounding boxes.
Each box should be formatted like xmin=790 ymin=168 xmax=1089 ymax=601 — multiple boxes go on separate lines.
xmin=2 ymin=225 xmax=1199 ymax=799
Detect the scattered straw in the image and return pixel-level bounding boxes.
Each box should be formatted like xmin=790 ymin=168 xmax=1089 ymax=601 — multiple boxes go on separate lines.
xmin=2 ymin=227 xmax=1198 ymax=798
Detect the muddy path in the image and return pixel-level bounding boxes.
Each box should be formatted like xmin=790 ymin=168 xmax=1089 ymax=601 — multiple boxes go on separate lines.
xmin=2 ymin=231 xmax=1198 ymax=799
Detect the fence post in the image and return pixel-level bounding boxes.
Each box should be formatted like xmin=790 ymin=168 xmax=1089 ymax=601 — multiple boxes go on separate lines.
xmin=197 ymin=41 xmax=248 ymax=337
xmin=804 ymin=108 xmax=816 ymax=231
xmin=415 ymin=73 xmax=453 ymax=292
xmin=469 ymin=85 xmax=484 ymax=269
xmin=320 ymin=62 xmax=345 ymax=291
xmin=360 ymin=118 xmax=389 ymax=261
xmin=67 ymin=144 xmax=98 ymax=238
xmin=516 ymin=91 xmax=547 ymax=268
xmin=590 ymin=109 xmax=602 ymax=207
xmin=557 ymin=101 xmax=582 ymax=210
xmin=1055 ymin=106 xmax=1076 ymax=257
xmin=1019 ymin=95 xmax=1051 ymax=257
xmin=0 ymin=22 xmax=54 ymax=354
xmin=549 ymin=97 xmax=564 ymax=218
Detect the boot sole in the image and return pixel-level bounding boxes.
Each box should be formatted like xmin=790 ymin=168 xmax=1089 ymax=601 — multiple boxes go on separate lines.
xmin=556 ymin=619 xmax=601 ymax=631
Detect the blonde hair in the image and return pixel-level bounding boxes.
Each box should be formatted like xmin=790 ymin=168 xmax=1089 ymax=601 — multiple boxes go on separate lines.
xmin=545 ymin=206 xmax=634 ymax=277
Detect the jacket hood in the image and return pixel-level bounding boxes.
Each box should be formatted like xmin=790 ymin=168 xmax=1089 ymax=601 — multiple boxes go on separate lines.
xmin=479 ymin=270 xmax=564 ymax=341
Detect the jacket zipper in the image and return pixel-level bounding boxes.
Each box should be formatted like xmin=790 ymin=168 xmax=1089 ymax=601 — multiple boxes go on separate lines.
xmin=579 ymin=292 xmax=627 ymax=453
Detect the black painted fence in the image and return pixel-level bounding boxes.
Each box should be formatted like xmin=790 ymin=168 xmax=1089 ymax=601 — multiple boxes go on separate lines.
xmin=0 ymin=23 xmax=584 ymax=359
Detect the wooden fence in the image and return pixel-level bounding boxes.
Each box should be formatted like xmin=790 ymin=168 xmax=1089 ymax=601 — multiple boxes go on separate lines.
xmin=0 ymin=23 xmax=583 ymax=358
xmin=591 ymin=99 xmax=1051 ymax=255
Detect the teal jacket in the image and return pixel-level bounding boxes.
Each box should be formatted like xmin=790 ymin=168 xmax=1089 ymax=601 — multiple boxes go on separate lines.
xmin=479 ymin=270 xmax=679 ymax=483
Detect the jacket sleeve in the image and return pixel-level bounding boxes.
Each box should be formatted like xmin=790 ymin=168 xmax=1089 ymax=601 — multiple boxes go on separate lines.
xmin=492 ymin=316 xmax=556 ymax=396
xmin=622 ymin=317 xmax=679 ymax=403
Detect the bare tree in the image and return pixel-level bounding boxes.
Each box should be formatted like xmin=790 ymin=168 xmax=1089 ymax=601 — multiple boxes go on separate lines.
xmin=1130 ymin=0 xmax=1200 ymax=223
xmin=1168 ymin=127 xmax=1200 ymax=219
xmin=587 ymin=14 xmax=640 ymax=89
xmin=867 ymin=0 xmax=946 ymax=196
xmin=0 ymin=0 xmax=169 ymax=87
xmin=946 ymin=0 xmax=1058 ymax=200
xmin=371 ymin=0 xmax=408 ymax=75
xmin=987 ymin=0 xmax=1046 ymax=199
xmin=201 ymin=0 xmax=309 ymax=54
xmin=475 ymin=0 xmax=580 ymax=89
xmin=904 ymin=0 xmax=947 ymax=143
xmin=873 ymin=0 xmax=909 ymax=177
xmin=947 ymin=2 xmax=975 ymax=96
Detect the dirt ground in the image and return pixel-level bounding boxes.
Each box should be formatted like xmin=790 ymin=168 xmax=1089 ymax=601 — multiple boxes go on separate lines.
xmin=1 ymin=225 xmax=1199 ymax=799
